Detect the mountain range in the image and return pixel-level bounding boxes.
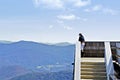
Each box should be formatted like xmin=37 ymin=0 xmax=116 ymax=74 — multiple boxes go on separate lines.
xmin=0 ymin=40 xmax=75 ymax=80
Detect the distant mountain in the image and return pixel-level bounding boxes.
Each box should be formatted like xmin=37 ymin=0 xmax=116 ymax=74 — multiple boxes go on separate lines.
xmin=9 ymin=71 xmax=73 ymax=80
xmin=0 ymin=40 xmax=75 ymax=71
xmin=53 ymin=42 xmax=73 ymax=46
xmin=0 ymin=41 xmax=75 ymax=80
xmin=0 ymin=40 xmax=13 ymax=44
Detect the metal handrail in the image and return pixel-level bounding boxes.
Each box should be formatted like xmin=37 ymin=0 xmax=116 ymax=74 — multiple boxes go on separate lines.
xmin=115 ymin=54 xmax=120 ymax=58
xmin=112 ymin=60 xmax=120 ymax=80
xmin=109 ymin=74 xmax=118 ymax=80
xmin=111 ymin=46 xmax=120 ymax=58
xmin=73 ymin=42 xmax=81 ymax=80
xmin=113 ymin=60 xmax=120 ymax=66
xmin=111 ymin=46 xmax=120 ymax=50
xmin=108 ymin=62 xmax=119 ymax=80
xmin=104 ymin=42 xmax=114 ymax=80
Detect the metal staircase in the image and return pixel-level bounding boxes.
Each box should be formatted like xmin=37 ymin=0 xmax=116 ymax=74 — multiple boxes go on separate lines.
xmin=73 ymin=41 xmax=117 ymax=80
xmin=81 ymin=58 xmax=107 ymax=80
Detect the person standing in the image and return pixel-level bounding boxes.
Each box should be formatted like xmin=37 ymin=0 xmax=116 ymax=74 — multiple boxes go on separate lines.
xmin=78 ymin=33 xmax=85 ymax=57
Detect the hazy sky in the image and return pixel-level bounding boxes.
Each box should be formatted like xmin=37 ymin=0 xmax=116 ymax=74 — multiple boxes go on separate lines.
xmin=0 ymin=0 xmax=120 ymax=43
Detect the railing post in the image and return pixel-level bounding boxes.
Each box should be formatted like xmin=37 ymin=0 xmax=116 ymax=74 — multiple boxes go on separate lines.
xmin=104 ymin=42 xmax=114 ymax=80
xmin=116 ymin=42 xmax=120 ymax=63
xmin=74 ymin=42 xmax=81 ymax=80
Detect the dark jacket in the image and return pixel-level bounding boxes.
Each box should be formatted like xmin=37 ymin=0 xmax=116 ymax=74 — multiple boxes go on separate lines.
xmin=79 ymin=34 xmax=85 ymax=43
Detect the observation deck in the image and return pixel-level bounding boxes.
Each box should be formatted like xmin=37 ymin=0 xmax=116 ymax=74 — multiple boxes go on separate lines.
xmin=73 ymin=41 xmax=120 ymax=80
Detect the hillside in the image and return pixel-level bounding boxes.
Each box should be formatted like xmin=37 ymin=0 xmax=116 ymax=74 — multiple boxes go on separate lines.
xmin=9 ymin=71 xmax=73 ymax=80
xmin=0 ymin=41 xmax=74 ymax=69
xmin=0 ymin=65 xmax=30 ymax=80
xmin=0 ymin=41 xmax=75 ymax=79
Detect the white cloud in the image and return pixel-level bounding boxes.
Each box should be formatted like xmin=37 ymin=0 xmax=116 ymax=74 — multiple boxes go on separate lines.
xmin=33 ymin=0 xmax=91 ymax=9
xmin=103 ymin=8 xmax=119 ymax=15
xmin=74 ymin=0 xmax=91 ymax=7
xmin=84 ymin=5 xmax=102 ymax=12
xmin=92 ymin=5 xmax=102 ymax=11
xmin=57 ymin=14 xmax=79 ymax=20
xmin=33 ymin=0 xmax=40 ymax=7
xmin=63 ymin=26 xmax=73 ymax=30
xmin=84 ymin=5 xmax=119 ymax=15
xmin=42 ymin=0 xmax=63 ymax=8
xmin=56 ymin=19 xmax=73 ymax=30
xmin=33 ymin=0 xmax=63 ymax=8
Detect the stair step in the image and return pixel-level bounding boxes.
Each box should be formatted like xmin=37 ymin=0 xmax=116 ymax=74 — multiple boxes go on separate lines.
xmin=81 ymin=65 xmax=105 ymax=68
xmin=81 ymin=62 xmax=105 ymax=65
xmin=81 ymin=79 xmax=107 ymax=80
xmin=81 ymin=71 xmax=106 ymax=76
xmin=81 ymin=58 xmax=104 ymax=62
xmin=81 ymin=75 xmax=107 ymax=79
xmin=81 ymin=68 xmax=106 ymax=72
xmin=81 ymin=58 xmax=107 ymax=79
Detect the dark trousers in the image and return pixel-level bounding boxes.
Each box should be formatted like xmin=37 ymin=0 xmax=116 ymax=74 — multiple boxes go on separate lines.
xmin=81 ymin=51 xmax=84 ymax=57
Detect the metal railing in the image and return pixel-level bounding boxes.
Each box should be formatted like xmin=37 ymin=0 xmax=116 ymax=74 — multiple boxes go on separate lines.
xmin=73 ymin=41 xmax=120 ymax=80
xmin=109 ymin=74 xmax=118 ymax=80
xmin=112 ymin=57 xmax=120 ymax=79
xmin=73 ymin=42 xmax=81 ymax=80
xmin=104 ymin=42 xmax=115 ymax=80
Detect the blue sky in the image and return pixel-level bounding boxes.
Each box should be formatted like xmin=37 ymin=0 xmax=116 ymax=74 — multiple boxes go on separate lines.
xmin=0 ymin=0 xmax=120 ymax=43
